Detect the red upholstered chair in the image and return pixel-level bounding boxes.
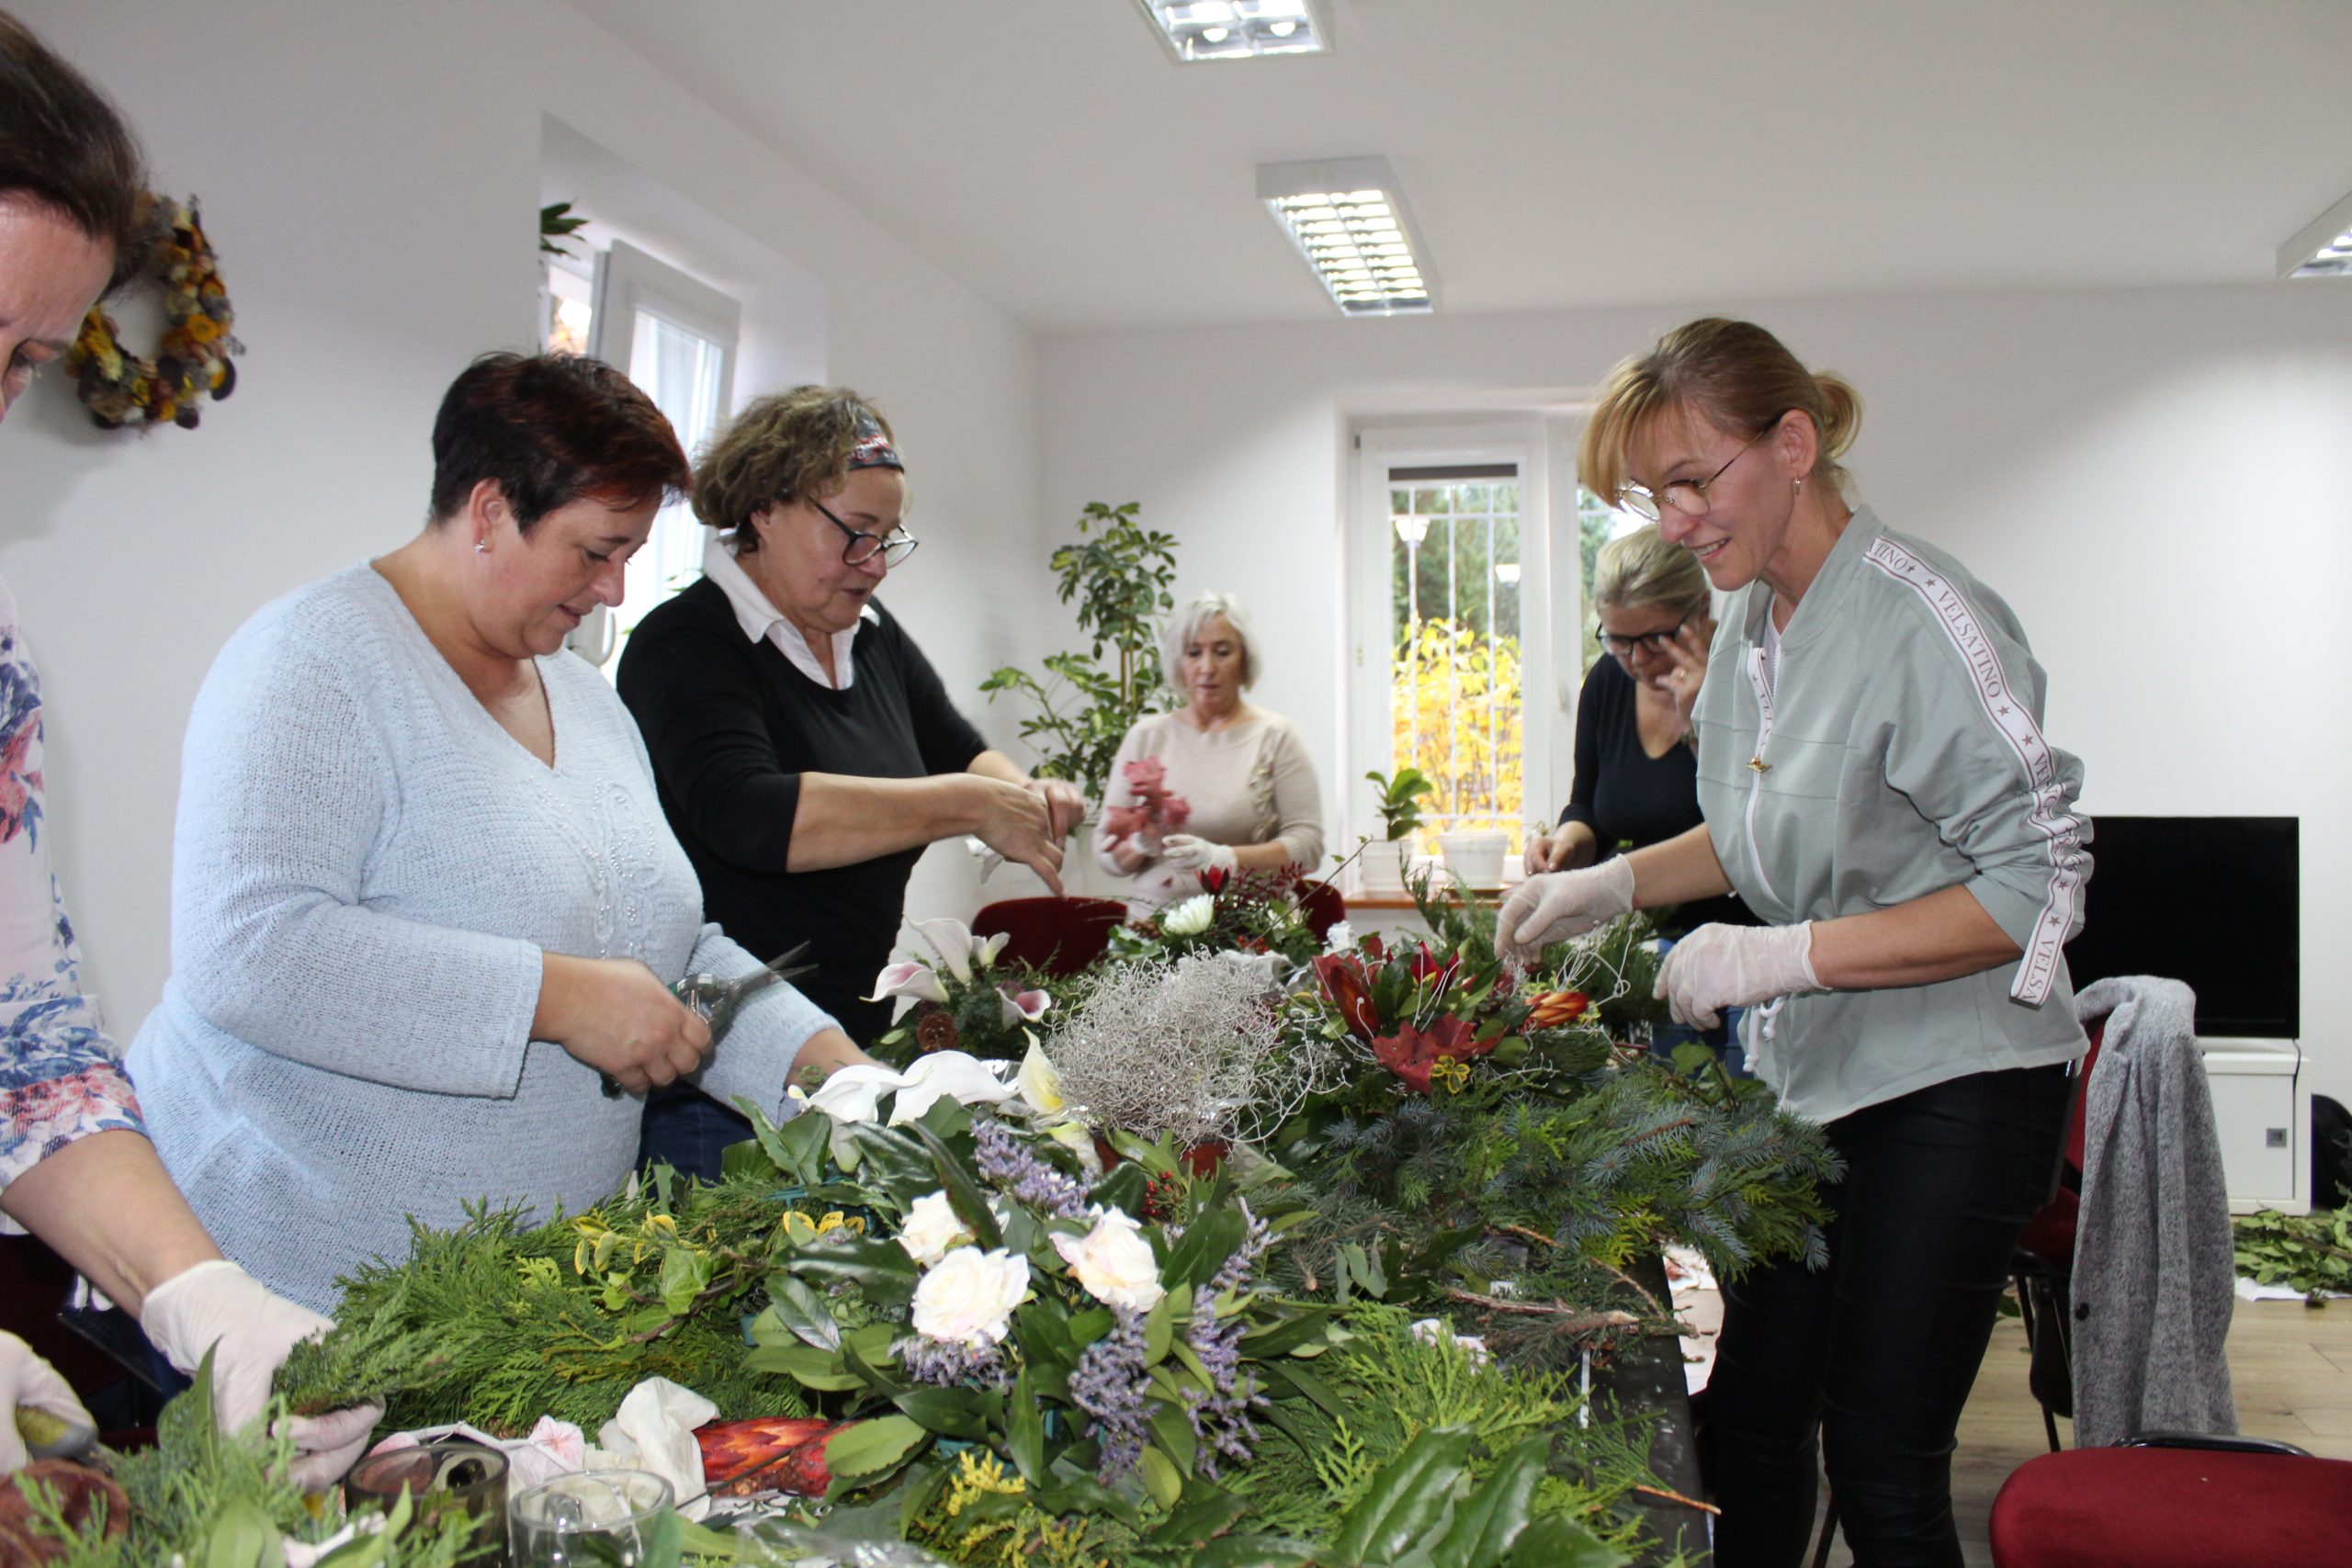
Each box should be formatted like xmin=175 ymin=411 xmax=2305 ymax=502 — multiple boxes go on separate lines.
xmin=972 ymin=897 xmax=1129 ymax=978
xmin=1988 ymin=1434 xmax=2352 ymax=1568
xmin=1295 ymin=879 xmax=1346 ymax=945
xmin=2010 ymin=1020 xmax=2105 ymax=1450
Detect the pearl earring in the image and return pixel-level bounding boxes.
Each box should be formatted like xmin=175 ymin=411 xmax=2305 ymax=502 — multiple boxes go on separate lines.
xmin=474 ymin=540 xmax=489 ymax=554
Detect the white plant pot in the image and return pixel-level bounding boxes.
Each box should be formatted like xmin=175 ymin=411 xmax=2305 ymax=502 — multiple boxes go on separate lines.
xmin=1358 ymin=838 xmax=1409 ymax=892
xmin=1438 ymin=830 xmax=1510 ymax=891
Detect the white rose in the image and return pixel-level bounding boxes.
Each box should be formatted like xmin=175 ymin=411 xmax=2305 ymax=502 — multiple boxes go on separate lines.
xmin=1051 ymin=1207 xmax=1166 ymax=1314
xmin=898 ymin=1190 xmax=976 ymax=1268
xmin=910 ymin=1247 xmax=1031 ymax=1348
xmin=1162 ymin=894 xmax=1216 ymax=937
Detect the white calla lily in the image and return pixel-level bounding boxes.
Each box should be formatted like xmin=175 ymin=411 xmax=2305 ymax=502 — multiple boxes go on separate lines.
xmin=886 ymin=1051 xmax=1019 ymax=1126
xmin=976 ymin=930 xmax=1011 ymax=969
xmin=1015 ymin=1038 xmax=1067 ymax=1118
xmin=804 ymin=1065 xmax=903 ymax=1124
xmin=912 ymin=918 xmax=980 ymax=984
xmin=863 ymin=961 xmax=949 ymax=1006
xmin=998 ymin=985 xmax=1052 ymax=1029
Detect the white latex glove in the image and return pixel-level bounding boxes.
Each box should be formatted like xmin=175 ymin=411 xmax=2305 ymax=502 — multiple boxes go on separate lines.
xmin=1159 ymin=834 xmax=1238 ymax=875
xmin=0 ymin=1330 xmax=96 ymax=1472
xmin=1654 ymin=921 xmax=1820 ymax=1029
xmin=140 ymin=1259 xmax=382 ymax=1489
xmin=1497 ymin=856 xmax=1635 ymax=964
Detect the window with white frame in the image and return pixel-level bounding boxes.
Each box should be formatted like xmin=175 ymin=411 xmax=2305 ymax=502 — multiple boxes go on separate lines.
xmin=1348 ymin=424 xmax=1567 ymax=873
xmin=541 ymin=238 xmax=740 ymax=674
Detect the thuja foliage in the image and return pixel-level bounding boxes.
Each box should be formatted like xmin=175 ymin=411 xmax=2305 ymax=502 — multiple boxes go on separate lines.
xmin=21 ymin=1355 xmax=473 ymax=1567
xmin=275 ymin=1167 xmax=840 ymax=1433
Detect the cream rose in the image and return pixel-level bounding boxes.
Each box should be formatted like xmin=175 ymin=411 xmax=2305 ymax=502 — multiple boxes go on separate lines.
xmin=1051 ymin=1207 xmax=1165 ymax=1314
xmin=910 ymin=1247 xmax=1030 ymax=1348
xmin=898 ymin=1190 xmax=977 ymax=1268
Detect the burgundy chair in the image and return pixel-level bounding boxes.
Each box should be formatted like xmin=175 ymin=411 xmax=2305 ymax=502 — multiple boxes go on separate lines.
xmin=1295 ymin=879 xmax=1347 ymax=944
xmin=2010 ymin=1020 xmax=2107 ymax=1450
xmin=972 ymin=897 xmax=1128 ymax=978
xmin=1988 ymin=1433 xmax=2352 ymax=1568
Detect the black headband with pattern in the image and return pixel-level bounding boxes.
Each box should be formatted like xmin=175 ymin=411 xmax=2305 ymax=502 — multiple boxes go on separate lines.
xmin=849 ymin=411 xmax=903 ymax=472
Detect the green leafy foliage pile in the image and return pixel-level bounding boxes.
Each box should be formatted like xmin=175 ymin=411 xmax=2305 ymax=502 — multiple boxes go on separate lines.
xmin=20 ymin=1355 xmax=475 ymax=1568
xmin=276 ymin=1163 xmax=842 ymax=1432
xmin=2234 ymin=1206 xmax=2352 ymax=1304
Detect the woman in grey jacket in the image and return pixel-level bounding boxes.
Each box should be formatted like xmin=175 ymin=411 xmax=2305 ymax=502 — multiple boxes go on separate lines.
xmin=1499 ymin=318 xmax=2090 ymax=1567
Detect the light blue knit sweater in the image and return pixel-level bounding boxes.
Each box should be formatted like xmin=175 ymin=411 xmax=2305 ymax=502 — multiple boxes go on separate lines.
xmin=128 ymin=565 xmax=835 ymax=1312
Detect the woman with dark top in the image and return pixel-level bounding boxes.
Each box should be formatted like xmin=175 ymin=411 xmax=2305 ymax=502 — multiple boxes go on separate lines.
xmin=1525 ymin=526 xmax=1750 ymax=1064
xmin=617 ymin=388 xmax=1082 ymax=1176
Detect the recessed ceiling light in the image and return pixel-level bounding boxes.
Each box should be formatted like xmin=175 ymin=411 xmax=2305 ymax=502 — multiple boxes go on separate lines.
xmin=2279 ymin=188 xmax=2352 ymax=278
xmin=1259 ymin=156 xmax=1436 ymax=316
xmin=1134 ymin=0 xmax=1329 ymax=63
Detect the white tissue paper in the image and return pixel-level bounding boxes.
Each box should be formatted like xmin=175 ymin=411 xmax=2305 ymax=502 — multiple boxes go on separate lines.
xmin=592 ymin=1376 xmax=718 ymax=1520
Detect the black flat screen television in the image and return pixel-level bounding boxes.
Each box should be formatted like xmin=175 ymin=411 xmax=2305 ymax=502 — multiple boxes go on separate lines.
xmin=2060 ymin=815 xmax=2299 ymax=1038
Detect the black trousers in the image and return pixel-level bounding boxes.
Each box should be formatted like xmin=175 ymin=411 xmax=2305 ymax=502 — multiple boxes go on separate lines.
xmin=1709 ymin=1061 xmax=2073 ymax=1568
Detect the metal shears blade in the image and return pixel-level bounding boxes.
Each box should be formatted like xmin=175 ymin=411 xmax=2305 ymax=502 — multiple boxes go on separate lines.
xmin=600 ymin=944 xmax=819 ymax=1098
xmin=687 ymin=942 xmax=818 ymax=1044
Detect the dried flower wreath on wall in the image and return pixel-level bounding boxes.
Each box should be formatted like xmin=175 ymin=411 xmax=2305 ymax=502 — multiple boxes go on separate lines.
xmin=64 ymin=197 xmax=239 ymax=430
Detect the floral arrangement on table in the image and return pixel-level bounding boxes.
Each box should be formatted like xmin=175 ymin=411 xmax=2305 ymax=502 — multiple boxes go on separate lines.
xmin=1259 ymin=897 xmax=1838 ymax=1371
xmin=256 ymin=1059 xmax=1670 ymax=1566
xmin=1106 ymin=863 xmax=1327 ymax=970
xmin=865 ymin=918 xmax=1060 ymax=1066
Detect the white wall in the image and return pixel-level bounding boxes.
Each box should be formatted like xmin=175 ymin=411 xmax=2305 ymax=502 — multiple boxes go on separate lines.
xmin=1040 ymin=284 xmax=2352 ymax=1117
xmin=6 ymin=0 xmax=1040 ymax=1032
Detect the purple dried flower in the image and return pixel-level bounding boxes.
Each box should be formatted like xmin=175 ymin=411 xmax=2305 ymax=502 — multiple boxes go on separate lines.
xmin=974 ymin=1119 xmax=1090 ymax=1220
xmin=1180 ymin=1301 xmax=1267 ymax=1478
xmin=1068 ymin=1305 xmax=1153 ymax=1483
xmin=1204 ymin=1200 xmax=1272 ymax=1300
xmin=895 ymin=1335 xmax=1012 ymax=1391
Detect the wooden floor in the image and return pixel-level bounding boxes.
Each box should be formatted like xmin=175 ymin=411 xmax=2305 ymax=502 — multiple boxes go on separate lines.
xmin=1800 ymin=1294 xmax=2352 ymax=1566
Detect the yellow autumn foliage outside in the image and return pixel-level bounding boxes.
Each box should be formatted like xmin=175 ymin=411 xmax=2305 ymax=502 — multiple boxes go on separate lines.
xmin=1390 ymin=618 xmax=1523 ymax=854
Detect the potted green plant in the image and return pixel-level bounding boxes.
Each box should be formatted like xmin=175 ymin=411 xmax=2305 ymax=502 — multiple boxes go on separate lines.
xmin=979 ymin=501 xmax=1179 ymax=811
xmin=1358 ymin=765 xmax=1432 ymax=890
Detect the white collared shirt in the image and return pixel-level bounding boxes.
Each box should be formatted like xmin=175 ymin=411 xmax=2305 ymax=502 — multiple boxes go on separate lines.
xmin=701 ymin=533 xmax=878 ymax=690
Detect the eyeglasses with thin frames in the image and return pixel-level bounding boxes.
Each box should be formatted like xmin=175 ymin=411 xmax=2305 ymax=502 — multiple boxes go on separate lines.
xmin=810 ymin=496 xmax=919 ymax=568
xmin=1617 ymin=422 xmax=1778 ymax=522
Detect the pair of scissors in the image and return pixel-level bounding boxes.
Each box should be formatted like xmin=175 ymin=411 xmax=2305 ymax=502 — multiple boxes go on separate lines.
xmin=599 ymin=943 xmax=819 ymax=1098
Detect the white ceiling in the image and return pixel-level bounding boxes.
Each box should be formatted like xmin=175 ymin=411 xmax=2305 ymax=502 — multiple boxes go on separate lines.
xmin=565 ymin=0 xmax=2352 ymax=337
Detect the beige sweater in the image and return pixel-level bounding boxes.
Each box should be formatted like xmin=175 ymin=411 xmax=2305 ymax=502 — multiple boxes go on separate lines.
xmin=1093 ymin=709 xmax=1324 ymax=908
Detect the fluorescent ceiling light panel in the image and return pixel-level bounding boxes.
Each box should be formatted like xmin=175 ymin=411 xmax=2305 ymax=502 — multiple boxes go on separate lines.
xmin=2278 ymin=187 xmax=2352 ymax=278
xmin=1135 ymin=0 xmax=1329 ymax=63
xmin=1259 ymin=156 xmax=1436 ymax=317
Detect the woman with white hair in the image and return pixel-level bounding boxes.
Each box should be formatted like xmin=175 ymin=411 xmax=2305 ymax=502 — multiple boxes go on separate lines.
xmin=1095 ymin=593 xmax=1323 ymax=908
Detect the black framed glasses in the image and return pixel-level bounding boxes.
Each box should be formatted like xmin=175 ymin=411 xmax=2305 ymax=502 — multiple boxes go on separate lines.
xmin=1596 ymin=613 xmax=1690 ymax=658
xmin=810 ymin=496 xmax=919 ymax=567
xmin=1617 ymin=421 xmax=1777 ymax=522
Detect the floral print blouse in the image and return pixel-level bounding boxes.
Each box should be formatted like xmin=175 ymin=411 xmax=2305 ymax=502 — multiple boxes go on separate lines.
xmin=0 ymin=574 xmax=141 ymax=1230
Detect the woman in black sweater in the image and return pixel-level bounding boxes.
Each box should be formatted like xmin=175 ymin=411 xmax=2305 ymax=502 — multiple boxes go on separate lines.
xmin=1524 ymin=526 xmax=1752 ymax=1063
xmin=617 ymin=389 xmax=1082 ymax=1175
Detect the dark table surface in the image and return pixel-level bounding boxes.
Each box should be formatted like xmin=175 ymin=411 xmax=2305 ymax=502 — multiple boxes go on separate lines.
xmin=1586 ymin=1252 xmax=1711 ymax=1563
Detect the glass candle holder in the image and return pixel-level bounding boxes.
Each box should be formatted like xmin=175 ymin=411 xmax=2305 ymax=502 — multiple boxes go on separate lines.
xmin=507 ymin=1469 xmax=674 ymax=1568
xmin=345 ymin=1438 xmax=507 ymax=1562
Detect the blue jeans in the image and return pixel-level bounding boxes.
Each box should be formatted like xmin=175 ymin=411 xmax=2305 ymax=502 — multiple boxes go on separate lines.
xmin=636 ymin=1084 xmax=752 ymax=1182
